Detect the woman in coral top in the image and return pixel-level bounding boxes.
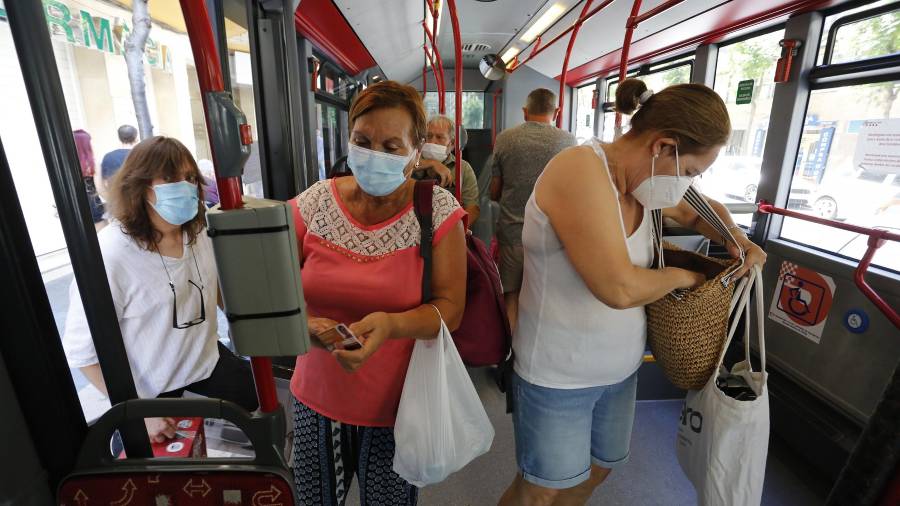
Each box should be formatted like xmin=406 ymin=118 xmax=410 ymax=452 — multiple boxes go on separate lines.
xmin=289 ymin=81 xmax=467 ymax=506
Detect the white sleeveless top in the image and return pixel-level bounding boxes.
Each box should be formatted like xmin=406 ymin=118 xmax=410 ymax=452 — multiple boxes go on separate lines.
xmin=513 ymin=143 xmax=653 ymax=389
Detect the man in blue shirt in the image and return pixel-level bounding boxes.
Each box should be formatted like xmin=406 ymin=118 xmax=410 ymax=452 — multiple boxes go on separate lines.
xmin=98 ymin=125 xmax=137 ymax=196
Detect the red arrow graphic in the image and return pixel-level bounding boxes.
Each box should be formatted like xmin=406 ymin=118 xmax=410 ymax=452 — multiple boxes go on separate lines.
xmin=110 ymin=479 xmax=136 ymax=506
xmin=252 ymin=485 xmax=283 ymax=506
xmin=73 ymin=489 xmax=89 ymax=506
xmin=183 ymin=478 xmax=212 ymax=498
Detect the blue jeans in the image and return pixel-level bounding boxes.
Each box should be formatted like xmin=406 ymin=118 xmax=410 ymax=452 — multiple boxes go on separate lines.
xmin=512 ymin=370 xmax=638 ymax=489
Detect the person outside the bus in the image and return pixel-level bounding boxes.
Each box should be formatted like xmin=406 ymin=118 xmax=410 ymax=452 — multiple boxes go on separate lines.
xmin=415 ymin=114 xmax=480 ymax=225
xmin=488 ymin=88 xmax=575 ymax=331
xmin=499 ymin=79 xmax=767 ymax=506
xmin=98 ymin=124 xmax=137 ymax=197
xmin=289 ymin=81 xmax=466 ymax=506
xmin=63 ymin=136 xmax=258 ymax=443
xmin=73 ymin=129 xmax=107 ymax=231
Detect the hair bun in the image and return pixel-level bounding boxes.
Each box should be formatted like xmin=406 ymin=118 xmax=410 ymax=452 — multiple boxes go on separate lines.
xmin=614 ymin=78 xmax=649 ymax=115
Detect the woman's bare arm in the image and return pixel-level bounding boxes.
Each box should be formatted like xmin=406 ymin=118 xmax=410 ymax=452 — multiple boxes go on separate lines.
xmin=536 ymin=146 xmax=703 ymax=309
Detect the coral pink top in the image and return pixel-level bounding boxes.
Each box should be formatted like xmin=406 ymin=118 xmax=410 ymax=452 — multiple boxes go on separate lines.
xmin=290 ymin=179 xmax=465 ymax=427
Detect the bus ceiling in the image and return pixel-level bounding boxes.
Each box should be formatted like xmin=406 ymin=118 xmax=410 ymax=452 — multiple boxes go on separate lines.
xmin=297 ymin=0 xmax=860 ymax=88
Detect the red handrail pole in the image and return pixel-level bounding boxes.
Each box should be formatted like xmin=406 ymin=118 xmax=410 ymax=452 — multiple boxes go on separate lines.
xmin=179 ymin=0 xmax=242 ymax=211
xmin=422 ymin=21 xmax=447 ymax=113
xmin=557 ymin=0 xmax=595 ymax=128
xmin=615 ymin=0 xmax=643 ymax=131
xmin=180 ymin=0 xmax=279 ymax=414
xmin=510 ymin=0 xmax=615 ymax=72
xmin=758 ymin=203 xmax=900 ymax=241
xmin=855 ymin=236 xmax=899 ymax=329
xmin=491 ymin=88 xmax=502 ymax=148
xmin=446 ymin=0 xmax=463 ymax=203
xmin=758 ymin=202 xmax=900 ymax=330
xmin=423 ymin=30 xmax=428 ymax=96
xmin=424 ymin=46 xmax=441 ymax=97
xmin=633 ymin=0 xmax=686 ymax=25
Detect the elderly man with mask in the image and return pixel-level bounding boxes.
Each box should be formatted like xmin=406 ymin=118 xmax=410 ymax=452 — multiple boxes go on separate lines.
xmin=414 ymin=115 xmax=480 ymax=225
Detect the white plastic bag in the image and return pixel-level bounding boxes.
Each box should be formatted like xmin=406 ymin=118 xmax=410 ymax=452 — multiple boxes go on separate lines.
xmin=677 ymin=266 xmax=770 ymax=506
xmin=392 ymin=319 xmax=494 ymax=487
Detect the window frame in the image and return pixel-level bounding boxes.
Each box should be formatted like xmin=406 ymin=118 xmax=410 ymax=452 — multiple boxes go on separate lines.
xmin=774 ymin=2 xmax=900 ymax=274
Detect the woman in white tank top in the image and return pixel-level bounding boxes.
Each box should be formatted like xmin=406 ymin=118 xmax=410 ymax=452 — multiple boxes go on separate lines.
xmin=500 ymin=80 xmax=768 ymax=506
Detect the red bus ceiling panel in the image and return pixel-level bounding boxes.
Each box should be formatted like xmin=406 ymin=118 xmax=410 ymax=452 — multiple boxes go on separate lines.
xmin=563 ymin=0 xmax=846 ymax=86
xmin=294 ymin=0 xmax=377 ymax=75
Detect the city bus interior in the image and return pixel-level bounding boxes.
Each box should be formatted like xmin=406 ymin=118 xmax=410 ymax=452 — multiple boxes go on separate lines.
xmin=0 ymin=0 xmax=898 ymax=504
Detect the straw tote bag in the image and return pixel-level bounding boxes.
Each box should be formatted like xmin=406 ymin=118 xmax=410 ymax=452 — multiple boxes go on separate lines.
xmin=646 ymin=186 xmax=746 ymax=390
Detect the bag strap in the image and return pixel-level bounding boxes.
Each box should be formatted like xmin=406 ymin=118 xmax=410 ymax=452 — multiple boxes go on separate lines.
xmin=711 ymin=265 xmax=765 ymax=381
xmin=414 ymin=180 xmax=435 ymax=304
xmin=651 ymin=185 xmax=746 ymax=286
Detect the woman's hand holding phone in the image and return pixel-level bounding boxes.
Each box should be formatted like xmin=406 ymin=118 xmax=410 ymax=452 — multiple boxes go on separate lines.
xmin=334 ymin=312 xmax=395 ymax=372
xmin=308 ymin=317 xmax=339 ymax=349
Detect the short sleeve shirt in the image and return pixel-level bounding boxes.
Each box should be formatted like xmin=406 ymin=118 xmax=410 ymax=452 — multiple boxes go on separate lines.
xmin=489 ymin=122 xmax=575 ymax=245
xmin=100 ymin=149 xmax=130 ymax=180
xmin=290 ymin=179 xmax=465 ymax=427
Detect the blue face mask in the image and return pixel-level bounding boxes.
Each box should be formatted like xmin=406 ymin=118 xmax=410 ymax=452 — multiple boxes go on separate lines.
xmin=347 ymin=144 xmax=416 ymax=197
xmin=150 ymin=181 xmax=199 ymax=225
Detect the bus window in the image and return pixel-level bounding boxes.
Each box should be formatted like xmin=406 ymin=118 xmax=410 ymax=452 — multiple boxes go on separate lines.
xmin=424 ymin=91 xmax=485 ymax=129
xmin=695 ymin=30 xmax=783 ymax=226
xmin=780 ymin=81 xmax=900 ymax=273
xmin=818 ymin=0 xmax=900 ymax=65
xmin=601 ymin=59 xmax=692 ymax=142
xmin=780 ymin=3 xmax=899 ymax=273
xmin=573 ymin=83 xmax=596 ymax=144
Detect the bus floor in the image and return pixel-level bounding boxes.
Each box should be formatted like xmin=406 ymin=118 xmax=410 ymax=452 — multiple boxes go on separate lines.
xmin=44 ymin=268 xmax=831 ymax=504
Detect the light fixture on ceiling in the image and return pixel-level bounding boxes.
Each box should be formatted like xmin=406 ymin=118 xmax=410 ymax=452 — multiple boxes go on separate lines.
xmin=500 ymin=46 xmax=520 ymax=66
xmin=520 ymin=3 xmax=566 ymax=43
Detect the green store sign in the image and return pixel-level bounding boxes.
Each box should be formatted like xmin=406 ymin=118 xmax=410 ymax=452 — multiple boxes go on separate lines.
xmin=40 ymin=0 xmax=172 ymax=71
xmin=736 ymin=79 xmax=754 ymax=105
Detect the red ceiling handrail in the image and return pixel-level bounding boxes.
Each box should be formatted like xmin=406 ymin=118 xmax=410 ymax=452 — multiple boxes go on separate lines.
xmin=509 ymin=0 xmax=614 ymax=73
xmin=424 ymin=45 xmax=441 ymax=98
xmin=758 ymin=202 xmax=900 ymax=330
xmin=614 ymin=0 xmax=686 ymax=133
xmin=557 ymin=0 xmax=595 ymax=128
xmin=179 ymin=0 xmax=279 ymax=414
xmin=491 ymin=88 xmax=503 ymax=148
xmin=422 ymin=21 xmax=446 ymax=114
xmin=446 ymin=0 xmax=463 ymax=203
xmin=615 ymin=0 xmax=644 ymax=132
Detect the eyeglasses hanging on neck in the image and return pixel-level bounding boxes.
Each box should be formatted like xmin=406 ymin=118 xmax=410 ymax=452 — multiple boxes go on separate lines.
xmin=157 ymin=246 xmax=206 ymax=329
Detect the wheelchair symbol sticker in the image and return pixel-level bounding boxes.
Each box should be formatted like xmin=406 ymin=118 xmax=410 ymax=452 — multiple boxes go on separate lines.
xmin=769 ymin=261 xmax=836 ymax=343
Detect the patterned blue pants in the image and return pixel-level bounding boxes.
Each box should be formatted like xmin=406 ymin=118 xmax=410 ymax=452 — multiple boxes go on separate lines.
xmin=292 ymin=397 xmax=418 ymax=506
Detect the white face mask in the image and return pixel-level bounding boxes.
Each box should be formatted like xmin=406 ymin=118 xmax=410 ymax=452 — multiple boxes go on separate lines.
xmin=420 ymin=142 xmax=448 ymax=161
xmin=631 ymin=144 xmax=693 ymax=210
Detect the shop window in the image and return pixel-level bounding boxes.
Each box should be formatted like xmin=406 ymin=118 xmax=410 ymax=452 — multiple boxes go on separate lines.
xmin=424 ymin=91 xmax=485 ymax=129
xmin=780 ymin=82 xmax=900 ymax=272
xmin=573 ymin=83 xmax=596 ymax=144
xmin=699 ymin=30 xmax=783 ymax=226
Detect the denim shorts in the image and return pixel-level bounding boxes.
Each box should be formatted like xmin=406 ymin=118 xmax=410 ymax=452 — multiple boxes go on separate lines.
xmin=512 ymin=370 xmax=638 ymax=489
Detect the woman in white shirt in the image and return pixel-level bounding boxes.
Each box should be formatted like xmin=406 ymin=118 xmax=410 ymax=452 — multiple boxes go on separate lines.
xmin=64 ymin=136 xmax=257 ymax=443
xmin=499 ymin=79 xmax=767 ymax=506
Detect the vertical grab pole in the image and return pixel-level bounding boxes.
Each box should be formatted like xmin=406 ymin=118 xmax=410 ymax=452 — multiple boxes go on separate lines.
xmin=557 ymin=0 xmax=595 ymax=128
xmin=446 ymin=0 xmax=463 ymax=203
xmin=179 ymin=0 xmax=279 ymax=413
xmin=615 ymin=0 xmax=643 ymax=137
xmin=423 ymin=21 xmax=446 ymax=113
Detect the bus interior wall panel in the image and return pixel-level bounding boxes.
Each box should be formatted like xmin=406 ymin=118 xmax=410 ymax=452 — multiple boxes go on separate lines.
xmin=0 ymin=139 xmax=87 ymax=494
xmin=0 ymin=351 xmax=55 ymax=505
xmin=690 ymin=43 xmax=719 ymax=86
xmin=564 ymin=0 xmax=848 ymax=86
xmin=293 ymin=0 xmax=376 ymax=76
xmin=4 ymin=0 xmax=154 ymax=458
xmin=760 ymin=240 xmax=900 ymax=426
xmin=247 ymin=0 xmax=307 ymax=199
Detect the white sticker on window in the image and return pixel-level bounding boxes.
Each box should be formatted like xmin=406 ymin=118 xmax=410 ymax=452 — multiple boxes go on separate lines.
xmin=853 ymin=119 xmax=900 ymax=175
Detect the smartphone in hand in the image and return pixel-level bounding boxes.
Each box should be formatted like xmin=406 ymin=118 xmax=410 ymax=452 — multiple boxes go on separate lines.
xmin=318 ymin=323 xmax=363 ymax=351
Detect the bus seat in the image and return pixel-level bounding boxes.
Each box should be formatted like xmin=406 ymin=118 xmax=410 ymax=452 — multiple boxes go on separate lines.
xmin=57 ymin=399 xmax=294 ymax=506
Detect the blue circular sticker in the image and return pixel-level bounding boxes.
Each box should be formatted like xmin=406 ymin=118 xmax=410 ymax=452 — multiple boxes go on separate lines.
xmin=844 ymin=309 xmax=869 ymax=334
